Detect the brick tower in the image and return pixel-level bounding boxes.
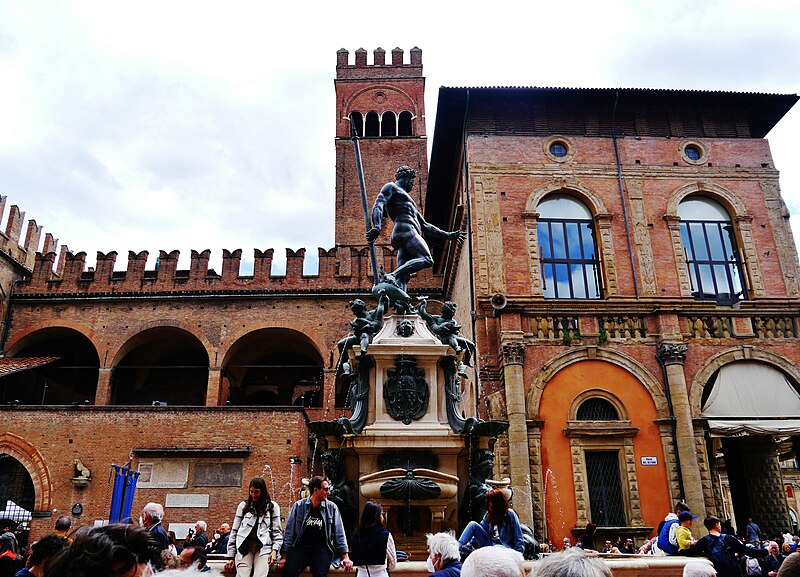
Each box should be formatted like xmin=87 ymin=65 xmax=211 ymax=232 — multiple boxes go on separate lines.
xmin=334 ymin=47 xmax=427 ymax=248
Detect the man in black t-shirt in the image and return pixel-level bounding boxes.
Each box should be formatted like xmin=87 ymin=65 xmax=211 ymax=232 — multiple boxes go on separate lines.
xmin=687 ymin=516 xmax=768 ymax=577
xmin=278 ymin=475 xmax=353 ymax=577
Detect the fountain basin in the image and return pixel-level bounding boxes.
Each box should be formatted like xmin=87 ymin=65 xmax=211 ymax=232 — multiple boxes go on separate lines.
xmin=359 ymin=468 xmax=459 ymax=504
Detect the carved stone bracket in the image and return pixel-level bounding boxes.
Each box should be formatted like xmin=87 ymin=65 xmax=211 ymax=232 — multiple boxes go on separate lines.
xmin=502 ymin=342 xmax=526 ymax=366
xmin=656 ymin=342 xmax=688 ymax=366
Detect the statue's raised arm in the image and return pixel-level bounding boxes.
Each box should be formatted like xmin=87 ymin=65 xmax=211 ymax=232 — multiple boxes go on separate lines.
xmin=366 ymin=166 xmax=464 ymax=294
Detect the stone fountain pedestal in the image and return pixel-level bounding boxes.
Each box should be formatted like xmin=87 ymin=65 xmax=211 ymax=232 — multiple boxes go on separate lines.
xmin=310 ymin=309 xmax=509 ymax=559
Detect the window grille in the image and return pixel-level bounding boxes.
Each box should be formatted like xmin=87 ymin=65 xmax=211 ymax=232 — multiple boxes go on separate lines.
xmin=585 ymin=451 xmax=626 ymax=527
xmin=680 ymin=220 xmax=745 ymax=303
xmin=577 ymin=398 xmax=619 ymax=420
xmin=538 ymin=219 xmax=602 ymax=299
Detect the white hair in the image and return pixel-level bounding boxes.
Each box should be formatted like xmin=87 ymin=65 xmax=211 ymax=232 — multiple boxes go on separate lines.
xmin=142 ymin=502 xmax=164 ymax=522
xmin=463 ymin=546 xmax=525 ymax=577
xmin=531 ymin=548 xmax=612 ymax=577
xmin=196 ymin=520 xmax=207 ymax=532
xmin=683 ymin=560 xmax=717 ymax=577
xmin=426 ymin=532 xmax=460 ymax=564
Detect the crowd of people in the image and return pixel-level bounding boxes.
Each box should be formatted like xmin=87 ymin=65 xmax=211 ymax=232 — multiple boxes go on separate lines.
xmin=7 ymin=485 xmax=800 ymax=577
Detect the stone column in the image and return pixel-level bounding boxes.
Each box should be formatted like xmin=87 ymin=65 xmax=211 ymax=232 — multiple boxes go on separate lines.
xmin=94 ymin=368 xmax=112 ymax=405
xmin=501 ymin=337 xmax=533 ymax=527
xmin=656 ymin=342 xmax=706 ymax=519
xmin=205 ymin=368 xmax=222 ymax=406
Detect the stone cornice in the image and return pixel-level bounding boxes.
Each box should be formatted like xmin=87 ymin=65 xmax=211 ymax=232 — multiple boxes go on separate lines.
xmin=468 ymin=162 xmax=781 ymax=181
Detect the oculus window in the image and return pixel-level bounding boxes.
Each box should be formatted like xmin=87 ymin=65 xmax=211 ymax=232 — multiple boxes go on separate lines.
xmin=537 ymin=195 xmax=602 ymax=299
xmin=678 ymin=197 xmax=746 ymax=304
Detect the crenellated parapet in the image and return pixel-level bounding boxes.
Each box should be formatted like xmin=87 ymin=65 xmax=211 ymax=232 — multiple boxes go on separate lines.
xmin=0 ymin=196 xmax=62 ymax=273
xmin=16 ymin=245 xmax=443 ymax=296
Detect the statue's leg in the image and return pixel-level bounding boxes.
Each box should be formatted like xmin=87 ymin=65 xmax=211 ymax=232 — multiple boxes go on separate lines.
xmin=391 ymin=232 xmax=434 ymax=281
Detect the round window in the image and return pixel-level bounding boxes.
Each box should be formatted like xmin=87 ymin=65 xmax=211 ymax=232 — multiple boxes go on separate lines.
xmin=684 ymin=144 xmax=702 ymax=161
xmin=549 ymin=142 xmax=568 ymax=157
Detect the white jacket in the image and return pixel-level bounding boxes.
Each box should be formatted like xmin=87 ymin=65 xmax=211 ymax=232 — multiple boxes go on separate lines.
xmin=227 ymin=500 xmax=283 ymax=558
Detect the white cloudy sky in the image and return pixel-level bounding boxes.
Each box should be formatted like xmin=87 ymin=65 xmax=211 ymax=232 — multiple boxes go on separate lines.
xmin=1 ymin=1 xmax=798 ymax=275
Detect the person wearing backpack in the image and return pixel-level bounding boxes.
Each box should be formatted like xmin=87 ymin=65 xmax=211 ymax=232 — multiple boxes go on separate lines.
xmin=687 ymin=516 xmax=768 ymax=577
xmin=658 ymin=502 xmax=692 ymax=555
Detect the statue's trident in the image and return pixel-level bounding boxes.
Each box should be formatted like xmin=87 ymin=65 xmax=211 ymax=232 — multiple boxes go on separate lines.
xmin=350 ymin=121 xmax=380 ymax=285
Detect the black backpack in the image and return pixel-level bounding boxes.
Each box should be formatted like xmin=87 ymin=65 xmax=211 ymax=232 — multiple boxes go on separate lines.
xmin=706 ymin=535 xmax=741 ymax=577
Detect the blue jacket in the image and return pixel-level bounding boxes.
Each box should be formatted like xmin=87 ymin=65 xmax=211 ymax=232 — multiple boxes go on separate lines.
xmin=431 ymin=559 xmax=462 ymax=577
xmin=480 ymin=509 xmax=525 ymax=554
xmin=658 ymin=517 xmax=680 ymax=555
xmin=281 ymin=498 xmax=348 ymax=564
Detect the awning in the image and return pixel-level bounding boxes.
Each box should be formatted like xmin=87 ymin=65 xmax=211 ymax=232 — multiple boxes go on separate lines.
xmin=0 ymin=500 xmax=32 ymax=522
xmin=702 ymin=362 xmax=800 ymax=436
xmin=707 ymin=419 xmax=800 ymax=437
xmin=0 ymin=356 xmax=59 ymax=378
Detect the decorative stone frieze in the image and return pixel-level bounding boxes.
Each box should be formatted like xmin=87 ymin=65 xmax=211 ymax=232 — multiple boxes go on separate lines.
xmin=625 ymin=179 xmax=658 ymax=295
xmin=473 ymin=174 xmax=506 ymax=295
xmin=760 ymin=178 xmax=800 ymax=296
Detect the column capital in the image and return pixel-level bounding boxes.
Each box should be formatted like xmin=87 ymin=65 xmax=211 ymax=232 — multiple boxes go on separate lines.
xmin=657 ymin=342 xmax=688 ymax=366
xmin=502 ymin=342 xmax=526 ymax=366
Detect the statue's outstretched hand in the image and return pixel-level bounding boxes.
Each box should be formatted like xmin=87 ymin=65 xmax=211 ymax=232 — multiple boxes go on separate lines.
xmin=366 ymin=227 xmax=381 ymax=243
xmin=449 ymin=230 xmax=466 ymax=243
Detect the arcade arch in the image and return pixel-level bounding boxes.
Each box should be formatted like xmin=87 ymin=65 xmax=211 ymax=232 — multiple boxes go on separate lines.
xmin=221 ymin=328 xmax=324 ymax=407
xmin=2 ymin=327 xmax=99 ymax=405
xmin=110 ymin=327 xmax=209 ymax=405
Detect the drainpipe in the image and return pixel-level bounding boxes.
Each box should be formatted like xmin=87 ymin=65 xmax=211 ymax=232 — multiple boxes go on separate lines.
xmin=460 ymin=89 xmax=480 ymax=416
xmin=611 ymin=90 xmax=640 ymax=299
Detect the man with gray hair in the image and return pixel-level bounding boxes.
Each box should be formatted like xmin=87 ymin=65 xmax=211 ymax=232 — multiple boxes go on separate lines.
xmin=531 ymin=548 xmax=612 ymax=577
xmin=462 ymin=545 xmax=525 ymax=577
xmin=188 ymin=520 xmax=208 ymax=549
xmin=683 ymin=560 xmax=718 ymax=577
xmin=426 ymin=532 xmax=462 ymax=577
xmin=141 ymin=501 xmax=170 ymax=551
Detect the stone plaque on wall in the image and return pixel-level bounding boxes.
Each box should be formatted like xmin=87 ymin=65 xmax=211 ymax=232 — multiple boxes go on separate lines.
xmin=193 ymin=462 xmax=243 ymax=487
xmin=137 ymin=461 xmax=189 ymax=488
xmin=165 ymin=494 xmax=209 ymax=508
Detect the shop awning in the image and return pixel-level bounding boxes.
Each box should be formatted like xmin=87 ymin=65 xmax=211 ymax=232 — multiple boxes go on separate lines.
xmin=707 ymin=419 xmax=800 ymax=437
xmin=702 ymin=362 xmax=800 ymax=436
xmin=0 ymin=356 xmax=59 ymax=377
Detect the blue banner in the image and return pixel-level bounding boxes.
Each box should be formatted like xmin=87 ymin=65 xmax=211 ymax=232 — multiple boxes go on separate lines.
xmin=109 ymin=465 xmax=140 ymax=523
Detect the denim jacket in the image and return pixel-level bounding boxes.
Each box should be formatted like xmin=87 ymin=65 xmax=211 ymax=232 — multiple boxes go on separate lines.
xmin=281 ymin=498 xmax=349 ymax=565
xmin=480 ymin=509 xmax=525 ymax=554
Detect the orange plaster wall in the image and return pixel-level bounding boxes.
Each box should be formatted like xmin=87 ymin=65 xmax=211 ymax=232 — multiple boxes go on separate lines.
xmin=539 ymin=360 xmax=671 ymax=543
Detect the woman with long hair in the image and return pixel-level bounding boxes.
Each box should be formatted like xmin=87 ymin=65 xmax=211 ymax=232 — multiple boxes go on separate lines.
xmin=458 ymin=489 xmax=524 ymax=556
xmin=349 ymin=501 xmax=396 ymax=577
xmin=225 ymin=477 xmax=283 ymax=577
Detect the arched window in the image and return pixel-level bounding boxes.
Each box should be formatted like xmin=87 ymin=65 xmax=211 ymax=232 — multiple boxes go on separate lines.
xmin=381 ymin=111 xmax=397 ymax=137
xmin=678 ymin=197 xmax=746 ymax=303
xmin=365 ymin=112 xmax=379 ymax=137
xmin=537 ymin=195 xmax=602 ymax=299
xmin=349 ymin=112 xmax=364 ymax=137
xmin=398 ymin=111 xmax=413 ymax=136
xmin=577 ymin=398 xmax=619 ymax=420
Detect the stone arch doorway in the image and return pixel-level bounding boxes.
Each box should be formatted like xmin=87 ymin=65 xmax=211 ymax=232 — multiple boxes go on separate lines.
xmin=0 ymin=453 xmax=35 ymax=543
xmin=700 ymin=360 xmax=800 ymax=537
xmin=221 ymin=328 xmax=324 ymax=407
xmin=110 ymin=327 xmax=209 ymax=405
xmin=2 ymin=327 xmax=99 ymax=405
